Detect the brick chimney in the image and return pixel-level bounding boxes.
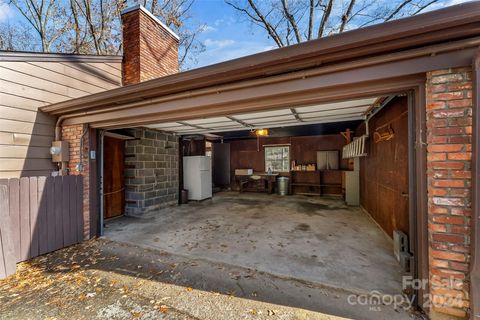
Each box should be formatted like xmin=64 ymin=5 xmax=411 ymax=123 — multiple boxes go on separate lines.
xmin=121 ymin=5 xmax=179 ymax=85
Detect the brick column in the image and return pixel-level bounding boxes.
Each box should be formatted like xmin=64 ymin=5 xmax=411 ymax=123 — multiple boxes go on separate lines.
xmin=426 ymin=67 xmax=472 ymax=319
xmin=61 ymin=124 xmax=90 ymax=239
xmin=121 ymin=5 xmax=179 ymax=85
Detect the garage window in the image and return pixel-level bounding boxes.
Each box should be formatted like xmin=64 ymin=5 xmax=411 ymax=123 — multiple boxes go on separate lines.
xmin=265 ymin=146 xmax=290 ymax=172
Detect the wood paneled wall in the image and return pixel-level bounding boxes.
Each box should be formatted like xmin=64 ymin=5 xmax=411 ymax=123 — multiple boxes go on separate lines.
xmin=358 ymin=96 xmax=409 ymax=238
xmin=229 ymin=135 xmax=347 ymax=195
xmin=0 ymin=56 xmax=122 ymax=178
xmin=229 ymin=134 xmax=347 ymax=173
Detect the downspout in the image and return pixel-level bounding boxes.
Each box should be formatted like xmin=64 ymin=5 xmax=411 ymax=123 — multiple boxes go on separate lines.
xmin=55 ymin=116 xmax=65 ymax=141
xmin=55 ymin=115 xmax=88 ymax=175
xmin=55 ymin=115 xmax=67 ymax=175
xmin=470 ymin=51 xmax=480 ymax=320
xmin=364 ymin=95 xmax=396 ymax=137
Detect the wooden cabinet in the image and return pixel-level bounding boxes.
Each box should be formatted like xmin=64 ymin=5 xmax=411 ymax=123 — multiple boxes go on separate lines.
xmin=316 ymin=151 xmax=339 ymax=170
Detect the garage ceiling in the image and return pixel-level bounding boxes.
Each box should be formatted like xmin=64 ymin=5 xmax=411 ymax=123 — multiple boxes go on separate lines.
xmin=144 ymin=97 xmax=377 ymax=135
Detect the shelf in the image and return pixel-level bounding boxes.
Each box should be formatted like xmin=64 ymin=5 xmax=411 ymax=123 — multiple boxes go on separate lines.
xmin=295 ymin=192 xmax=322 ymax=196
xmin=291 ymin=183 xmax=321 ymax=187
xmin=290 ymin=169 xmax=343 ymax=196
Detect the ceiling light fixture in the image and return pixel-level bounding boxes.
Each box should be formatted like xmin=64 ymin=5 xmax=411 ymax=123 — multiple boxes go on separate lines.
xmin=255 ymin=128 xmax=269 ymax=136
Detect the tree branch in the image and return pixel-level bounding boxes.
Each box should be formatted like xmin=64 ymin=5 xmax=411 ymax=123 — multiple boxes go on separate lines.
xmin=384 ymin=0 xmax=413 ymax=22
xmin=281 ymin=0 xmax=301 ymax=43
xmin=307 ymin=0 xmax=314 ymax=40
xmin=339 ymin=0 xmax=355 ymax=32
xmin=318 ymin=0 xmax=333 ymax=38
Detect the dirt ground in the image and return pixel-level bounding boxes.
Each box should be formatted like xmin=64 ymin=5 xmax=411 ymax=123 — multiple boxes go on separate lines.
xmin=0 ymin=239 xmax=417 ymax=320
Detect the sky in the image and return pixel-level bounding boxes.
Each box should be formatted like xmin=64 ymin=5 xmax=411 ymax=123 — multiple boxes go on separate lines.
xmin=0 ymin=0 xmax=474 ymax=69
xmin=187 ymin=0 xmax=277 ymax=67
xmin=187 ymin=0 xmax=472 ymax=68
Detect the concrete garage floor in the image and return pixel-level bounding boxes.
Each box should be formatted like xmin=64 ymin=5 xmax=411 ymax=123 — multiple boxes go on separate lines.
xmin=105 ymin=192 xmax=404 ymax=295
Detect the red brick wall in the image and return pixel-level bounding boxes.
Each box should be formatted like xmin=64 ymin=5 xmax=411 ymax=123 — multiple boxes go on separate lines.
xmin=122 ymin=8 xmax=179 ymax=85
xmin=426 ymin=67 xmax=472 ymax=319
xmin=122 ymin=10 xmax=141 ymax=85
xmin=61 ymin=124 xmax=90 ymax=239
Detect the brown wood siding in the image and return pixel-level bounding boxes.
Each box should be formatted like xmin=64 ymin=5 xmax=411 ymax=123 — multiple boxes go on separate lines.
xmin=358 ymin=96 xmax=409 ymax=238
xmin=0 ymin=59 xmax=122 ymax=178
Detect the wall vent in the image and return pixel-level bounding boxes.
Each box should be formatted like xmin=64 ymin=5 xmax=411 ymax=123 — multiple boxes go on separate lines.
xmin=393 ymin=230 xmax=413 ymax=272
xmin=393 ymin=230 xmax=408 ymax=261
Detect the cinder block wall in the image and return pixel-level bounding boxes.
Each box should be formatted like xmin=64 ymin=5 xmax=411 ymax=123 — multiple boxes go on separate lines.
xmin=426 ymin=67 xmax=472 ymax=319
xmin=124 ymin=128 xmax=179 ymax=215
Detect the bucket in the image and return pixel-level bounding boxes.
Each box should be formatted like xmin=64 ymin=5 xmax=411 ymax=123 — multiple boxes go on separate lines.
xmin=180 ymin=189 xmax=189 ymax=204
xmin=277 ymin=177 xmax=289 ymax=196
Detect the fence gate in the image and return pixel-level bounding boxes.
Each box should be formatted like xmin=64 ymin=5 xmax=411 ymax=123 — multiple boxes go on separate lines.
xmin=0 ymin=176 xmax=84 ymax=279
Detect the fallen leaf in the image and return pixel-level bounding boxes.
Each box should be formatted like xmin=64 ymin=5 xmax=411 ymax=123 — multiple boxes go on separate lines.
xmin=159 ymin=305 xmax=169 ymax=313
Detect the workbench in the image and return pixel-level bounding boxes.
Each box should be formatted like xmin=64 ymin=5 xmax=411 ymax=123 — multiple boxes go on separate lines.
xmin=235 ymin=173 xmax=279 ymax=194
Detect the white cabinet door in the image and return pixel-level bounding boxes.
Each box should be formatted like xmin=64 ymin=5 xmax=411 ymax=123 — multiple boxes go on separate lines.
xmin=327 ymin=151 xmax=339 ymax=170
xmin=317 ymin=151 xmax=339 ymax=170
xmin=317 ymin=151 xmax=328 ymax=170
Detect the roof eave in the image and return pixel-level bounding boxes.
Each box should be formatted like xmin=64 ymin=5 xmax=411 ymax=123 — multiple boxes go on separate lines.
xmin=40 ymin=1 xmax=480 ymax=115
xmin=0 ymin=51 xmax=122 ymax=63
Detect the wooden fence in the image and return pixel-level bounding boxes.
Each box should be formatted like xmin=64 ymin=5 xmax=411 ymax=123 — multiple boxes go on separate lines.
xmin=0 ymin=176 xmax=84 ymax=279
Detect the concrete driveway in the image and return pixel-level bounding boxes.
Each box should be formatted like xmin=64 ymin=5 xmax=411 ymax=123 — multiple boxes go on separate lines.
xmin=0 ymin=239 xmax=416 ymax=320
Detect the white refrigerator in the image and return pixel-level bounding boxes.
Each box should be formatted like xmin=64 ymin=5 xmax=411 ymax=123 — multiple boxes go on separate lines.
xmin=183 ymin=156 xmax=212 ymax=200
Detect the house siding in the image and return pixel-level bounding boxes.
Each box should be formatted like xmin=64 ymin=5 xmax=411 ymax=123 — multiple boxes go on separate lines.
xmin=0 ymin=56 xmax=122 ymax=178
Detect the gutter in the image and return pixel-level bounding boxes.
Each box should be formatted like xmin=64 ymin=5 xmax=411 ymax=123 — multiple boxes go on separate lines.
xmin=0 ymin=50 xmax=122 ymax=62
xmin=46 ymin=37 xmax=480 ymax=125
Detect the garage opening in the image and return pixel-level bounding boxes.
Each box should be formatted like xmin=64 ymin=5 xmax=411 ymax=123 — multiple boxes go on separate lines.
xmin=101 ymin=93 xmax=415 ymax=299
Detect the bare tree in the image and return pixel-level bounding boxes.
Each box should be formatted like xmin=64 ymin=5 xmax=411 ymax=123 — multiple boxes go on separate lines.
xmin=0 ymin=25 xmax=16 ymax=50
xmin=64 ymin=0 xmax=124 ymax=55
xmin=226 ymin=0 xmax=441 ymax=47
xmin=2 ymin=0 xmax=205 ymax=69
xmin=0 ymin=21 xmax=38 ymax=51
xmin=8 ymin=0 xmax=70 ymax=52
